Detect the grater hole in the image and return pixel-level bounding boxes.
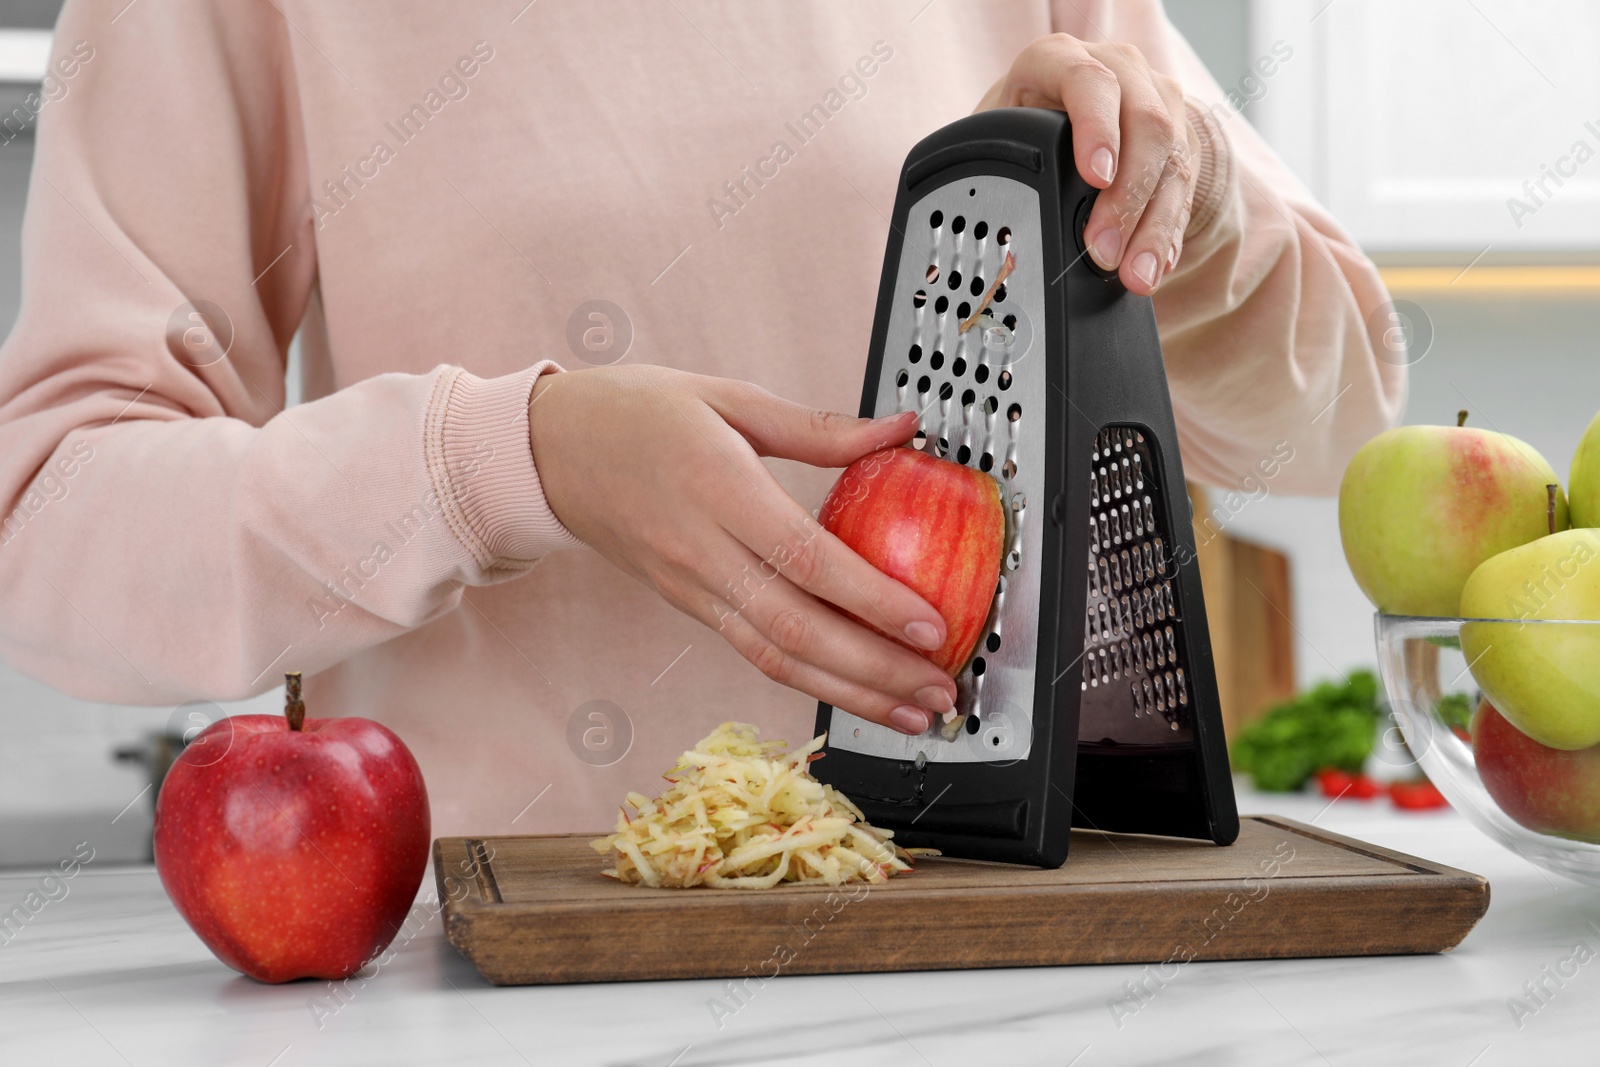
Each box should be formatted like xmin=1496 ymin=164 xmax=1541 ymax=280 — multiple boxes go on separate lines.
xmin=1003 ymin=313 xmax=1017 ymax=330
xmin=953 ymin=357 xmax=967 ymax=378
xmin=994 ymin=284 xmax=1007 ymax=303
xmin=913 ymin=429 xmax=926 ymax=448
xmin=948 ymin=271 xmax=962 ymax=291
xmin=1003 ymin=458 xmax=1017 ymax=479
xmin=913 ymin=290 xmax=927 ymax=309
xmin=935 ymin=295 xmax=949 ymax=314
xmin=974 ymin=365 xmax=989 ymax=384
xmin=971 ymin=656 xmax=986 ymax=677
xmin=979 ymin=452 xmax=994 ymax=472
xmin=986 ymin=633 xmax=1001 ymax=653
xmin=895 ymin=370 xmax=908 ymax=388
xmin=1007 ymin=403 xmax=1022 ymax=423
xmin=935 ymin=437 xmax=949 ymax=457
xmin=909 ymin=344 xmax=922 ymax=364
xmin=952 ymin=215 xmax=966 ymax=234
xmin=974 ymin=220 xmax=989 ymax=240
xmin=956 ymin=444 xmax=971 ymax=464
xmin=997 ymin=226 xmax=1010 ymax=246
xmin=930 ymin=210 xmax=943 ymax=228
xmin=998 ymin=371 xmax=1013 ymax=390
xmin=925 ymin=265 xmax=940 ymax=284
xmin=1012 ymin=492 xmax=1026 ymax=511
xmin=965 ymin=713 xmax=981 ymax=734
xmin=930 ymin=350 xmax=945 ymax=371
xmin=957 ymin=302 xmax=971 ymax=320
xmin=970 ymin=277 xmax=985 ymax=297
xmin=917 ymin=375 xmax=931 ymax=394
xmin=938 ymin=382 xmax=953 ymax=401
xmin=961 ymin=388 xmax=975 ymax=408
xmin=985 ymin=396 xmax=999 ymax=414
xmin=968 ymin=188 xmax=976 ymax=197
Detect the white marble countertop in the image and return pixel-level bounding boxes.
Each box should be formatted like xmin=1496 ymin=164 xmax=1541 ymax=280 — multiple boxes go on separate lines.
xmin=4 ymin=786 xmax=1598 ymax=1067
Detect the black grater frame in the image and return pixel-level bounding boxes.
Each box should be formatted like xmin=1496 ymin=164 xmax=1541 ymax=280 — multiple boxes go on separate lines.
xmin=813 ymin=108 xmax=1238 ymax=867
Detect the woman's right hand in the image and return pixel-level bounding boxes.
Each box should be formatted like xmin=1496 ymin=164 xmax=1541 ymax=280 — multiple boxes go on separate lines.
xmin=527 ymin=365 xmax=959 ymax=735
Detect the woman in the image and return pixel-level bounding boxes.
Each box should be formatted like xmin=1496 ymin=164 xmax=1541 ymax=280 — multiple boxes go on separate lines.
xmin=0 ymin=1 xmax=1403 ymax=836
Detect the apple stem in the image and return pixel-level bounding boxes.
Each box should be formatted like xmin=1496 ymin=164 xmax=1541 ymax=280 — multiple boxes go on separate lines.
xmin=285 ymin=672 xmax=305 ymax=732
xmin=1457 ymin=410 xmax=1468 ymax=428
xmin=1548 ymin=484 xmax=1558 ymax=537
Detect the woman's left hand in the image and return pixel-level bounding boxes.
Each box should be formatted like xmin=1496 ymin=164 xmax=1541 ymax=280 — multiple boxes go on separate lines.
xmin=977 ymin=33 xmax=1199 ymax=295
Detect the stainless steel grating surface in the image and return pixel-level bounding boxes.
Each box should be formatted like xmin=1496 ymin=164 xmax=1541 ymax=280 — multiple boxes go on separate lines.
xmin=1076 ymin=426 xmax=1196 ymax=745
xmin=832 ymin=174 xmax=1045 ymax=765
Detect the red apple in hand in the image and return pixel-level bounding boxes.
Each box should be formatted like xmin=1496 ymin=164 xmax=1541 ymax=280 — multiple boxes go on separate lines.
xmin=1473 ymin=698 xmax=1600 ymax=843
xmin=154 ymin=673 xmax=430 ymax=982
xmin=821 ymin=447 xmax=1005 ymax=674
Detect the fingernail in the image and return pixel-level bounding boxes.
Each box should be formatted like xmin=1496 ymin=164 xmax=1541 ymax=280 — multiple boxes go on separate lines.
xmin=1166 ymin=243 xmax=1180 ymax=270
xmin=1090 ymin=146 xmax=1115 ymax=184
xmin=904 ymin=620 xmax=943 ymax=650
xmin=889 ymin=705 xmax=933 ymax=735
xmin=873 ymin=410 xmax=915 ymax=424
xmin=915 ymin=685 xmax=955 ymax=713
xmin=1131 ymin=251 xmax=1159 ymax=288
xmin=1090 ymin=228 xmax=1122 ymax=270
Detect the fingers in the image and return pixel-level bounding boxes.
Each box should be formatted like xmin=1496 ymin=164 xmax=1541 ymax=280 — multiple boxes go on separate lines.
xmin=731 ymin=558 xmax=956 ymax=713
xmin=709 ymin=381 xmax=916 ymax=467
xmin=714 ymin=464 xmax=953 ymax=662
xmin=1080 ymin=48 xmax=1188 ymax=283
xmin=697 ymin=384 xmax=949 ymax=654
xmin=1116 ymin=73 xmax=1194 ymax=293
xmin=714 ymin=602 xmax=949 ymax=736
xmin=987 ymin=35 xmax=1121 ymax=189
xmin=1118 ymin=145 xmax=1193 ymax=294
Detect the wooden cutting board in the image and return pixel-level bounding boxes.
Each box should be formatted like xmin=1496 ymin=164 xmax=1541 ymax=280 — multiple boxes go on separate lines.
xmin=435 ymin=816 xmax=1488 ymax=986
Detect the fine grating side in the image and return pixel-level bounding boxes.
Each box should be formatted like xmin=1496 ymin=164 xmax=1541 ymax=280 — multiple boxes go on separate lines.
xmin=831 ymin=174 xmax=1046 ymax=765
xmin=1076 ymin=426 xmax=1197 ymax=746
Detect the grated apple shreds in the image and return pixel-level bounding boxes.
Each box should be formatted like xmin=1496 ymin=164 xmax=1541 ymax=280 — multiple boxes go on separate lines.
xmin=591 ymin=722 xmax=934 ymax=889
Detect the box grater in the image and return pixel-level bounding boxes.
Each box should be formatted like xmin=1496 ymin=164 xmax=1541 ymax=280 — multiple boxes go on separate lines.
xmin=813 ymin=108 xmax=1238 ymax=867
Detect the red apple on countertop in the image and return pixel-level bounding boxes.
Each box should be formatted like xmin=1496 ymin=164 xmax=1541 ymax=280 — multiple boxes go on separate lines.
xmin=154 ymin=673 xmax=430 ymax=983
xmin=821 ymin=446 xmax=1005 ymax=675
xmin=1473 ymin=698 xmax=1600 ymax=843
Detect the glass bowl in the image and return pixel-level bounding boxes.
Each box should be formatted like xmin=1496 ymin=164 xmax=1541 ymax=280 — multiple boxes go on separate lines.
xmin=1375 ymin=614 xmax=1600 ymax=886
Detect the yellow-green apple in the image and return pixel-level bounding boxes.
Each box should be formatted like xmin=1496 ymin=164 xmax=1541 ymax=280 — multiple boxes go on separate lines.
xmin=1572 ymin=409 xmax=1600 ymax=528
xmin=1339 ymin=413 xmax=1568 ymax=617
xmin=1459 ymin=524 xmax=1600 ymax=749
xmin=821 ymin=447 xmax=1004 ymax=675
xmin=1473 ymin=699 xmax=1600 ymax=843
xmin=153 ymin=673 xmax=430 ymax=983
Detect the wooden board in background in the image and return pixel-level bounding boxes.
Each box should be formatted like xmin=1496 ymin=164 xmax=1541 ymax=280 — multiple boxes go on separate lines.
xmin=436 ymin=816 xmax=1488 ymax=986
xmin=1189 ymin=482 xmax=1299 ymax=739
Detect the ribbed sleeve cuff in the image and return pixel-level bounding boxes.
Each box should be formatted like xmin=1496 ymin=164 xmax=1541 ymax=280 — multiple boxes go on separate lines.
xmin=424 ymin=361 xmax=581 ymax=572
xmin=1184 ymin=97 xmax=1234 ymax=240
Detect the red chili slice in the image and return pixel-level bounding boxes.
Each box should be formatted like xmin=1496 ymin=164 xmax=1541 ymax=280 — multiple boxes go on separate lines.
xmin=1389 ymin=780 xmax=1448 ymax=810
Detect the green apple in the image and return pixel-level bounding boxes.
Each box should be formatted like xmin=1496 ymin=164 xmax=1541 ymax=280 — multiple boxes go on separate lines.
xmin=1339 ymin=413 xmax=1569 ymax=617
xmin=1459 ymin=527 xmax=1600 ymax=749
xmin=1572 ymin=409 xmax=1600 ymax=528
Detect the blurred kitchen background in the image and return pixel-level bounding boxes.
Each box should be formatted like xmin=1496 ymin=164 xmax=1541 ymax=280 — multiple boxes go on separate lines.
xmin=2 ymin=0 xmax=1598 ymax=866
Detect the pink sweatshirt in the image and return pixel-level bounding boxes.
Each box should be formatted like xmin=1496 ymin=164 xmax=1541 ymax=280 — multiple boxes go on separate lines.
xmin=0 ymin=1 xmax=1403 ymax=836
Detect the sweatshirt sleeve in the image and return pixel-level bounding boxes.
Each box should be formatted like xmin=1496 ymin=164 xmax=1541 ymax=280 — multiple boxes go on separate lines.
xmin=0 ymin=0 xmax=576 ymax=705
xmin=1051 ymin=0 xmax=1407 ymax=494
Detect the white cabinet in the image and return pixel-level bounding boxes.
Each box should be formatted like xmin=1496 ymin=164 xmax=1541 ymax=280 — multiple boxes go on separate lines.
xmin=1249 ymin=0 xmax=1600 ymax=252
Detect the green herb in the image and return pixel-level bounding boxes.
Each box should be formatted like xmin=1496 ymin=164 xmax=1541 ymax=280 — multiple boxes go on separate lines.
xmin=1230 ymin=670 xmax=1381 ymax=792
xmin=1434 ymin=692 xmax=1473 ymax=734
